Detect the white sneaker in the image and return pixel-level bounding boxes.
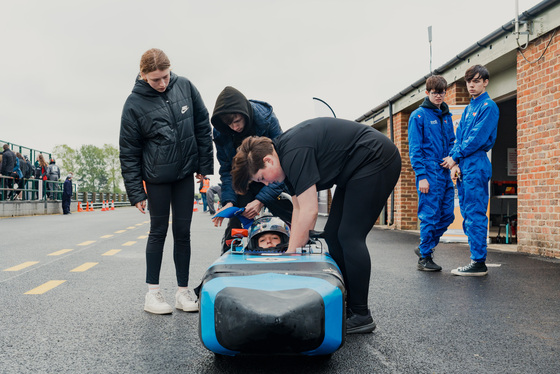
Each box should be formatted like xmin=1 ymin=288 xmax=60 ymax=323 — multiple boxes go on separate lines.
xmin=175 ymin=288 xmax=199 ymax=312
xmin=144 ymin=291 xmax=173 ymax=314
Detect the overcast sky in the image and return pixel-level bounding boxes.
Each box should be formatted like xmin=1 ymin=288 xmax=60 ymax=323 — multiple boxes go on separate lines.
xmin=0 ymin=0 xmax=542 ymax=182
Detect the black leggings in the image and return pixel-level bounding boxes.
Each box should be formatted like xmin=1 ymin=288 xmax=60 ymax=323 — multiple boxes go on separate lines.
xmin=324 ymin=154 xmax=401 ymax=315
xmin=145 ymin=175 xmax=194 ymax=287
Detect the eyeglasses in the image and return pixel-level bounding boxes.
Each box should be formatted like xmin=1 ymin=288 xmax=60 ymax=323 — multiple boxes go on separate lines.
xmin=429 ymin=91 xmax=446 ymax=97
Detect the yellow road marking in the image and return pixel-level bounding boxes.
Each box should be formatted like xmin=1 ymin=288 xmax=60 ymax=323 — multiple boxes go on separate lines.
xmin=137 ymin=235 xmax=148 ymax=239
xmin=48 ymin=249 xmax=73 ymax=256
xmin=4 ymin=261 xmax=39 ymax=271
xmin=100 ymin=234 xmax=113 ymax=238
xmin=102 ymin=249 xmax=121 ymax=256
xmin=25 ymin=280 xmax=66 ymax=295
xmin=114 ymin=230 xmax=126 ymax=234
xmin=78 ymin=241 xmax=96 ymax=246
xmin=135 ymin=223 xmax=143 ymax=226
xmin=126 ymin=226 xmax=135 ymax=229
xmin=122 ymin=241 xmax=136 ymax=246
xmin=70 ymin=262 xmax=98 ymax=272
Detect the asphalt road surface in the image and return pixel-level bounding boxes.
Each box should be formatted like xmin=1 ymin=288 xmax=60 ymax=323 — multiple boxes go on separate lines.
xmin=1 ymin=206 xmax=559 ymax=373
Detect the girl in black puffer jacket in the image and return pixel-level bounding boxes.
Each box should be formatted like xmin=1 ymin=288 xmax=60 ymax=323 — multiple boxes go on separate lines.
xmin=120 ymin=48 xmax=213 ymax=315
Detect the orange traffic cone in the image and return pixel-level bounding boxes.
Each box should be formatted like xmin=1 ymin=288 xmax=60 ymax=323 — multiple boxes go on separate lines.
xmin=110 ymin=200 xmax=115 ymax=210
xmin=88 ymin=201 xmax=94 ymax=212
xmin=77 ymin=202 xmax=83 ymax=212
xmin=101 ymin=200 xmax=107 ymax=211
xmin=193 ymin=200 xmax=198 ymax=212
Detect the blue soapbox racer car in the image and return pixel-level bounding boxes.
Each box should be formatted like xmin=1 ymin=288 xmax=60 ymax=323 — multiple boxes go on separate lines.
xmin=198 ymin=215 xmax=346 ymax=356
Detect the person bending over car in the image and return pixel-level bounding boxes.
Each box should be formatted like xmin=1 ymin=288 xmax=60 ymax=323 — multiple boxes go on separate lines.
xmin=230 ymin=118 xmax=401 ymax=334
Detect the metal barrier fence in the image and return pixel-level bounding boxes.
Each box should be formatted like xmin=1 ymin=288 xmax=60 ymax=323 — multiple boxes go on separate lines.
xmin=0 ymin=175 xmax=68 ymax=201
xmin=0 ymin=140 xmax=52 ymax=166
xmin=0 ymin=175 xmax=129 ymax=208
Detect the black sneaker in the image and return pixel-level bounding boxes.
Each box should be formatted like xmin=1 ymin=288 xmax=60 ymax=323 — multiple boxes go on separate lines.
xmin=415 ymin=247 xmax=435 ymax=258
xmin=346 ymin=310 xmax=376 ymax=334
xmin=451 ymin=261 xmax=488 ymax=276
xmin=417 ymin=256 xmax=442 ymax=272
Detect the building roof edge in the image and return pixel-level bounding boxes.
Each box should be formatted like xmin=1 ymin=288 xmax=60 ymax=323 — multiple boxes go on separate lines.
xmin=356 ymin=0 xmax=560 ymax=122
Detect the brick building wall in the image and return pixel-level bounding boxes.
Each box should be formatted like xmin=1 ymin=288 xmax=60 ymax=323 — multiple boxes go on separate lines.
xmin=390 ymin=111 xmax=417 ymax=230
xmin=516 ymin=27 xmax=560 ymax=258
xmin=445 ymin=82 xmax=470 ymax=105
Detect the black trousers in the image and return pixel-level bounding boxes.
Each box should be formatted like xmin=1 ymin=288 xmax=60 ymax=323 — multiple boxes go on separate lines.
xmin=1 ymin=172 xmax=13 ymax=200
xmin=62 ymin=194 xmax=71 ymax=213
xmin=324 ymin=153 xmax=401 ymax=315
xmin=144 ymin=175 xmax=194 ymax=287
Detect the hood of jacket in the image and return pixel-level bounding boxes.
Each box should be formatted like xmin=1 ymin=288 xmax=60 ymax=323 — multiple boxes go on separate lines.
xmin=210 ymin=86 xmax=255 ymax=140
xmin=131 ymin=71 xmax=179 ymax=97
xmin=420 ymin=96 xmax=450 ymax=117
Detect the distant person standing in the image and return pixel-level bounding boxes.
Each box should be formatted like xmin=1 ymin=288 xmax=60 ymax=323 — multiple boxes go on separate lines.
xmin=12 ymin=153 xmax=25 ymax=200
xmin=21 ymin=155 xmax=34 ymax=200
xmin=206 ymin=184 xmax=222 ymax=215
xmin=46 ymin=158 xmax=60 ymax=200
xmin=199 ymin=176 xmax=210 ymax=212
xmin=62 ymin=173 xmax=73 ymax=214
xmin=1 ymin=144 xmax=15 ymax=200
xmin=36 ymin=154 xmax=49 ymax=200
xmin=120 ymin=48 xmax=213 ymax=314
xmin=408 ymin=75 xmax=455 ymax=272
xmin=442 ymin=65 xmax=499 ymax=276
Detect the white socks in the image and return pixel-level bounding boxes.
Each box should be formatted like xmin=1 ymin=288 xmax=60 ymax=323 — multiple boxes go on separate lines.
xmin=149 ymin=285 xmax=190 ymax=293
xmin=148 ymin=284 xmax=160 ymax=294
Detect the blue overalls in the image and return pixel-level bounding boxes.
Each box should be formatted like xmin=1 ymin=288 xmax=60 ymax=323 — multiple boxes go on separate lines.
xmin=449 ymin=92 xmax=499 ymax=262
xmin=408 ymin=99 xmax=456 ymax=257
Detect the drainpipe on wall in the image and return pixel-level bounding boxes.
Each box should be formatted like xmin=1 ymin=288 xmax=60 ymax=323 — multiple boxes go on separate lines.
xmin=388 ymin=100 xmax=395 ymax=226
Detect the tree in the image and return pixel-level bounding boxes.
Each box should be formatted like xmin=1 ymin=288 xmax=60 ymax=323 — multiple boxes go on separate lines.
xmin=76 ymin=145 xmax=108 ymax=191
xmin=53 ymin=144 xmax=123 ymax=193
xmin=53 ymin=145 xmax=78 ymax=176
xmin=103 ymin=144 xmax=123 ymax=194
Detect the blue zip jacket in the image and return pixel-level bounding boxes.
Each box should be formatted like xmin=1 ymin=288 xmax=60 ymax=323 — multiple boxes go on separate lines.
xmin=449 ymin=92 xmax=499 ymax=163
xmin=13 ymin=158 xmax=23 ymax=179
xmin=408 ymin=98 xmax=455 ymax=180
xmin=212 ymin=87 xmax=284 ymax=206
xmin=63 ymin=178 xmax=73 ymax=196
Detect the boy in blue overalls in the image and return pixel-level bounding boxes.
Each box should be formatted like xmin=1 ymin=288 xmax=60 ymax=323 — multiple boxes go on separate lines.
xmin=441 ymin=65 xmax=499 ymax=276
xmin=408 ymin=75 xmax=456 ymax=271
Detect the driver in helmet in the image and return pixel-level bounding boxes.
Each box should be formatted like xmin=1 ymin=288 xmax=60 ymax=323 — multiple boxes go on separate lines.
xmin=248 ymin=216 xmax=290 ymax=251
xmin=257 ymin=233 xmax=283 ymax=248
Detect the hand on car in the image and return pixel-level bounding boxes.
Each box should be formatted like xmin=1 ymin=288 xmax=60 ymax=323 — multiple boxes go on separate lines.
xmin=212 ymin=202 xmax=233 ymax=227
xmin=242 ymin=200 xmax=264 ymax=219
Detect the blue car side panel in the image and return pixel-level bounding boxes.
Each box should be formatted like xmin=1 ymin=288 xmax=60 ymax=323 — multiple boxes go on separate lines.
xmin=199 ymin=252 xmax=345 ymax=356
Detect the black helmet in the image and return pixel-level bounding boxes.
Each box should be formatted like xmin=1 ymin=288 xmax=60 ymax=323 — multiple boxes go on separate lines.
xmin=247 ymin=216 xmax=290 ymax=251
